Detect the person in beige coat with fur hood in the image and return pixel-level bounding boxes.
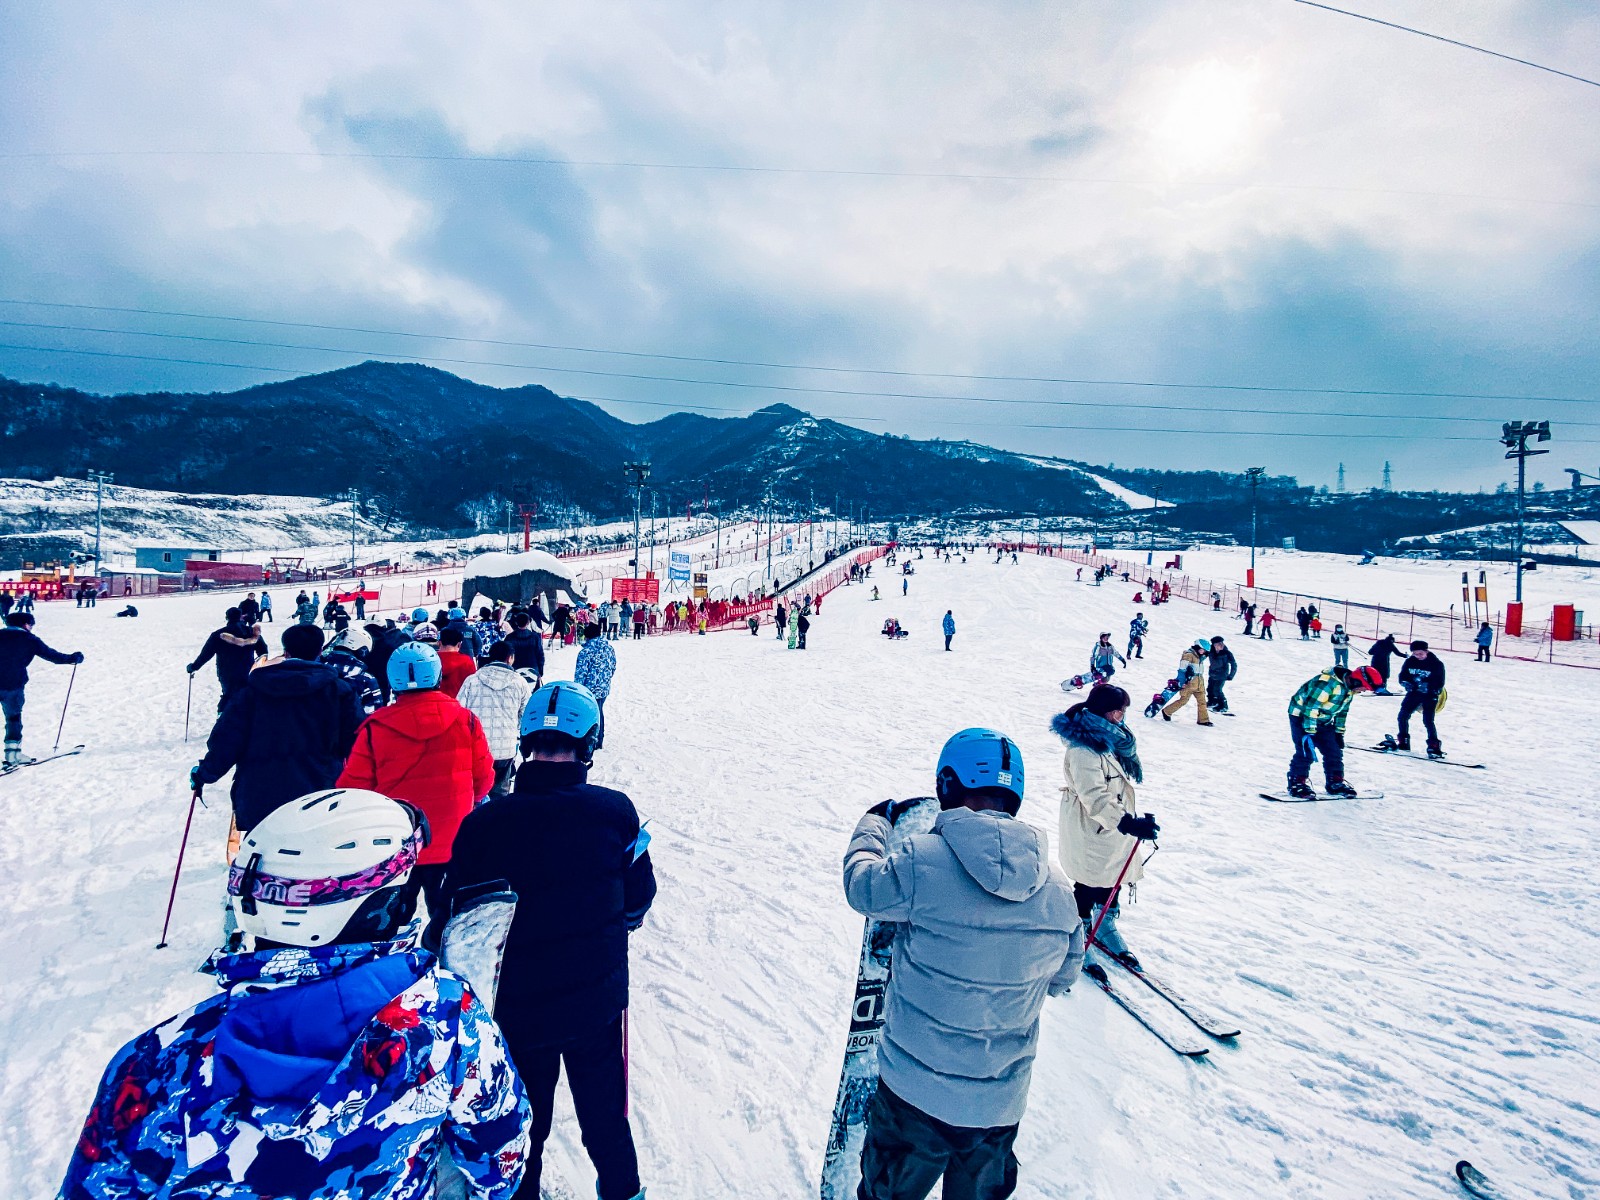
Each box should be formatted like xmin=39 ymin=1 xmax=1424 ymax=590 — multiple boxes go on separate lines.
xmin=1052 ymin=682 xmax=1160 ymax=978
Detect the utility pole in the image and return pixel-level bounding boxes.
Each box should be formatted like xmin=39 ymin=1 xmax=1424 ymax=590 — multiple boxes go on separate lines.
xmin=1501 ymin=421 xmax=1552 ymax=603
xmin=623 ymin=462 xmax=651 ymax=581
xmin=649 ymin=491 xmax=658 ymax=575
xmin=1147 ymin=484 xmax=1162 ymax=555
xmin=765 ymin=494 xmax=774 ymax=583
xmin=1336 ymin=462 xmax=1345 ymax=493
xmin=344 ymin=486 xmax=360 ymax=575
xmin=1246 ymin=467 xmax=1265 ymax=575
xmin=86 ymin=470 xmax=113 ymax=573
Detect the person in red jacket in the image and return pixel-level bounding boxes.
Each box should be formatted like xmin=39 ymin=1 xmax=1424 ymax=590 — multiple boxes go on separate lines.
xmin=337 ymin=642 xmax=494 ymax=946
xmin=436 ymin=627 xmax=478 ymax=698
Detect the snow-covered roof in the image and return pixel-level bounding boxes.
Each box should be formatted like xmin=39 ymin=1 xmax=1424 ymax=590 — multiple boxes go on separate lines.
xmin=1558 ymin=521 xmax=1600 ymax=546
xmin=462 ymin=548 xmax=572 ymax=577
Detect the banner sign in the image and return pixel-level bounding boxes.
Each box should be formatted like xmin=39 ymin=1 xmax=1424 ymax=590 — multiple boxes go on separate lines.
xmin=670 ymin=550 xmax=691 ymax=582
xmin=611 ymin=577 xmax=660 ymax=604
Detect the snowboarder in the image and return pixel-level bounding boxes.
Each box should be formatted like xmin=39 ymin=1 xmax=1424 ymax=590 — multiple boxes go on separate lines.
xmin=1161 ymin=640 xmax=1213 ymax=726
xmin=442 ymin=682 xmax=656 ymax=1200
xmin=187 ymin=607 xmax=269 ymax=712
xmin=797 ymin=608 xmax=811 ymax=649
xmin=1330 ymin=624 xmax=1350 ymax=669
xmin=1368 ymin=633 xmax=1402 ymax=693
xmin=336 ymin=642 xmax=495 ymax=947
xmin=0 ymin=612 xmax=83 ymax=768
xmin=843 ymin=729 xmax=1081 ymax=1200
xmin=1053 ymin=684 xmax=1157 ymax=974
xmin=1127 ymin=613 xmax=1148 ymax=660
xmin=456 ymin=640 xmax=533 ymax=799
xmin=57 ymin=790 xmax=532 ymax=1200
xmin=190 ymin=624 xmax=365 ymax=835
xmin=942 ymin=610 xmax=955 ymax=652
xmin=1285 ymin=665 xmax=1382 ymax=799
xmin=1394 ymin=639 xmax=1447 ymax=757
xmin=1088 ymin=633 xmax=1126 ymax=681
xmin=1475 ymin=622 xmax=1493 ymax=663
xmin=1206 ymin=635 xmax=1236 ymax=714
xmin=574 ymin=621 xmax=617 ymax=748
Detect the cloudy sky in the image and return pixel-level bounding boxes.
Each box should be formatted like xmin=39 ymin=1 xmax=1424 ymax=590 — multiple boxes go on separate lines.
xmin=2 ymin=0 xmax=1599 ymax=492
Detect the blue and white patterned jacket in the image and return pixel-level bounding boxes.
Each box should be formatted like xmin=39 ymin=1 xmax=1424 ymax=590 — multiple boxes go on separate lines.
xmin=59 ymin=940 xmax=530 ymax=1199
xmin=574 ymin=638 xmax=617 ymax=701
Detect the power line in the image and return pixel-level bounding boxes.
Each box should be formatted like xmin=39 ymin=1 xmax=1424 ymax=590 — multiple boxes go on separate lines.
xmin=0 ymin=146 xmax=1592 ymax=212
xmin=0 ymin=300 xmax=1592 ymax=407
xmin=4 ymin=337 xmax=1597 ymax=444
xmin=5 ymin=317 xmax=1599 ymax=427
xmin=1290 ymin=1 xmax=1600 ymax=90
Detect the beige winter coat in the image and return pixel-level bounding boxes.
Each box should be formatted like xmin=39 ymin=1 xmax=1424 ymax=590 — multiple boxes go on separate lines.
xmin=1058 ymin=741 xmax=1144 ymax=888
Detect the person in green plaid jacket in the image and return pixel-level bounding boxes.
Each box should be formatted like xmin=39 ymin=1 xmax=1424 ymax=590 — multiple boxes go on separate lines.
xmin=1285 ymin=665 xmax=1381 ymax=799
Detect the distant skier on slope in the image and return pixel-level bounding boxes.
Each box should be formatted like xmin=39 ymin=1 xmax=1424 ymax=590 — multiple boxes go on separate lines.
xmin=843 ymin=729 xmax=1081 ymax=1200
xmin=1089 ymin=633 xmax=1126 ymax=681
xmin=1284 ymin=665 xmax=1382 ymax=799
xmin=57 ymin=790 xmax=532 ymax=1200
xmin=1053 ymin=684 xmax=1158 ymax=976
xmin=0 ymin=611 xmax=83 ymax=769
xmin=1126 ymin=613 xmax=1148 ymax=660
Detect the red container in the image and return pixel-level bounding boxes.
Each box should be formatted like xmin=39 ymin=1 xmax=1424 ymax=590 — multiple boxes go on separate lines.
xmin=1551 ymin=604 xmax=1576 ymax=641
xmin=1505 ymin=602 xmax=1523 ymax=638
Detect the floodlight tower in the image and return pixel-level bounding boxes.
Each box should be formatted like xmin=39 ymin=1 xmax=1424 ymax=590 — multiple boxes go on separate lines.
xmin=623 ymin=462 xmax=651 ymax=580
xmin=86 ymin=470 xmax=113 ymax=572
xmin=1500 ymin=422 xmax=1551 ymax=603
xmin=1245 ymin=467 xmax=1266 ymax=574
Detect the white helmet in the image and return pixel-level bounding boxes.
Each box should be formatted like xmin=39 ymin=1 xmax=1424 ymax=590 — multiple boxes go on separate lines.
xmin=326 ymin=624 xmax=371 ymax=656
xmin=229 ymin=789 xmax=426 ymax=947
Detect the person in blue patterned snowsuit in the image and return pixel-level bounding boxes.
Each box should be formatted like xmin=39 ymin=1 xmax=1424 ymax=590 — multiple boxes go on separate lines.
xmin=574 ymin=622 xmax=617 ymax=750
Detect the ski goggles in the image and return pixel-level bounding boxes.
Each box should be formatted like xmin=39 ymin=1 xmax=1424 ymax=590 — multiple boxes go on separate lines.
xmin=229 ymin=806 xmax=429 ymax=914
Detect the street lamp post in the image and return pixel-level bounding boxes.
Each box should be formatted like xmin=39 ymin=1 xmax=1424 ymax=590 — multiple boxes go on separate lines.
xmin=1246 ymin=467 xmax=1266 ymax=578
xmin=1501 ymin=421 xmax=1552 ymax=603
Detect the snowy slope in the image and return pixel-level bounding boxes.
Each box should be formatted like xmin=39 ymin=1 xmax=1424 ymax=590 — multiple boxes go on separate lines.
xmin=2 ymin=553 xmax=1596 ymax=1198
xmin=1016 ymin=456 xmax=1165 ymax=509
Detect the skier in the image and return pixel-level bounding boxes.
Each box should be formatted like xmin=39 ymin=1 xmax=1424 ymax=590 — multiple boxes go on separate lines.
xmin=258 ymin=590 xmax=272 ymax=623
xmin=1393 ymin=639 xmax=1447 ymax=757
xmin=0 ymin=612 xmax=83 ymax=768
xmin=57 ymin=790 xmax=532 ymax=1200
xmin=456 ymin=640 xmax=533 ymax=799
xmin=186 ymin=607 xmax=268 ymax=712
xmin=843 ymin=729 xmax=1081 ymax=1200
xmin=942 ymin=609 xmax=955 ymax=652
xmin=502 ymin=610 xmax=545 ymax=682
xmin=1475 ymin=622 xmax=1493 ymax=663
xmin=1285 ymin=665 xmax=1382 ymax=799
xmin=190 ymin=624 xmax=365 ymax=835
xmin=442 ymin=682 xmax=656 ymax=1200
xmin=1088 ymin=633 xmax=1126 ymax=681
xmin=1127 ymin=613 xmax=1148 ymax=660
xmin=1053 ymin=684 xmax=1158 ymax=974
xmin=336 ymin=642 xmax=495 ymax=946
xmin=1367 ymin=633 xmax=1402 ymax=693
xmin=1258 ymin=609 xmax=1276 ymax=640
xmin=1330 ymin=624 xmax=1351 ymax=669
xmin=436 ymin=628 xmax=479 ymax=699
xmin=797 ymin=607 xmax=811 ymax=649
xmin=1206 ymin=635 xmax=1236 ymax=714
xmin=574 ymin=621 xmax=617 ymax=748
xmin=1161 ymin=640 xmax=1213 ymax=726
xmin=322 ymin=625 xmax=384 ymax=716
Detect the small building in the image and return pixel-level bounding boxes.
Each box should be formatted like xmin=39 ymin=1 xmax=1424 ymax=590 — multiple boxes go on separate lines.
xmin=136 ymin=546 xmax=221 ymax=574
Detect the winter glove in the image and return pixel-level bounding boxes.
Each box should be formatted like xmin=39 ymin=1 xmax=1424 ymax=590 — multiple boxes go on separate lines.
xmin=1117 ymin=812 xmax=1160 ymax=841
xmin=70 ymin=652 xmax=85 ymax=664
xmin=188 ymin=765 xmax=203 ymax=796
xmin=186 ymin=662 xmax=198 ymax=674
xmin=866 ymin=798 xmax=922 ymax=824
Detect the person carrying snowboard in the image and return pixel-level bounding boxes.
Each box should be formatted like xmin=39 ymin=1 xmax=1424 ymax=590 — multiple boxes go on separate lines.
xmin=1126 ymin=613 xmax=1148 ymax=660
xmin=1160 ymin=640 xmax=1213 ymax=725
xmin=1053 ymin=684 xmax=1158 ymax=975
xmin=1285 ymin=665 xmax=1382 ymax=799
xmin=442 ymin=682 xmax=656 ymax=1200
xmin=1392 ymin=639 xmax=1447 ymax=757
xmin=58 ymin=789 xmax=532 ymax=1200
xmin=1088 ymin=633 xmax=1125 ymax=682
xmin=1205 ymin=635 xmax=1236 ymax=714
xmin=843 ymin=729 xmax=1081 ymax=1200
xmin=0 ymin=611 xmax=84 ymax=768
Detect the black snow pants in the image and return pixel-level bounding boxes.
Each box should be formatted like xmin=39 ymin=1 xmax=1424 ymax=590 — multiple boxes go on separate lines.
xmin=857 ymin=1081 xmax=1018 ymax=1200
xmin=1398 ymin=691 xmax=1440 ymax=750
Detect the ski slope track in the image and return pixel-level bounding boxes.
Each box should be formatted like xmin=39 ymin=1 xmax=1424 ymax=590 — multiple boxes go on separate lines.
xmin=1 ymin=554 xmax=1595 ymax=1198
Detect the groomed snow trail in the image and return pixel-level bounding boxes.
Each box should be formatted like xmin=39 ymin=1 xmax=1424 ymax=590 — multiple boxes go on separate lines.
xmin=2 ymin=554 xmax=1597 ymax=1198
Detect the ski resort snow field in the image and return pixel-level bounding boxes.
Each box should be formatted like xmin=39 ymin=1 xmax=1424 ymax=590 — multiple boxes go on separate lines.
xmin=2 ymin=551 xmax=1596 ymax=1198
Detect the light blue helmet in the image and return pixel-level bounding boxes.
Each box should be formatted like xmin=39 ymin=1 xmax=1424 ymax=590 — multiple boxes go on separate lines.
xmin=448 ymin=607 xmax=467 ymax=620
xmin=410 ymin=607 xmax=429 ymax=622
xmin=387 ymin=642 xmax=442 ymax=692
xmin=936 ymin=728 xmax=1024 ymax=813
xmin=520 ymin=681 xmax=602 ymax=757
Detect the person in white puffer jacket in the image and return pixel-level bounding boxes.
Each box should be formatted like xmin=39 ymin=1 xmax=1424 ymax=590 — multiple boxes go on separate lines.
xmin=455 ymin=641 xmax=532 ymax=799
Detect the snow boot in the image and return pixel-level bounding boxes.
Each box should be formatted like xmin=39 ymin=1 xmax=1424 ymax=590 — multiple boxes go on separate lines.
xmin=1324 ymin=780 xmax=1359 ymax=797
xmin=1395 ymin=733 xmax=1411 ymax=751
xmin=1089 ymin=903 xmax=1139 ymax=970
xmin=1287 ymin=778 xmax=1317 ymax=800
xmin=3 ymin=742 xmax=31 ymax=769
xmin=1427 ymin=740 xmax=1444 ymax=760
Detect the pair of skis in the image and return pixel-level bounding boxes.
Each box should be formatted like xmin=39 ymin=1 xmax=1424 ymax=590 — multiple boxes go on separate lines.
xmin=0 ymin=744 xmax=84 ymax=777
xmin=1086 ymin=951 xmax=1239 ymax=1058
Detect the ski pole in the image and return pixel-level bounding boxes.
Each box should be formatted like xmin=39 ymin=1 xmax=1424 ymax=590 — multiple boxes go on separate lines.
xmin=156 ymin=790 xmax=202 ymax=949
xmin=184 ymin=672 xmax=194 ymax=742
xmin=1085 ymin=839 xmax=1144 ymax=950
xmin=53 ymin=663 xmax=78 ymax=752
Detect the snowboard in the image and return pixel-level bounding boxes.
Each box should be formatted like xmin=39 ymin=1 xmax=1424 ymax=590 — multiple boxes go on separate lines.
xmin=1455 ymin=1160 xmax=1510 ymax=1199
xmin=821 ymin=797 xmax=939 ymax=1200
xmin=1355 ymin=745 xmax=1485 ymax=770
xmin=0 ymin=744 xmax=84 ymax=777
xmin=1260 ymin=791 xmax=1383 ymax=803
xmin=439 ymin=880 xmax=518 ymax=1012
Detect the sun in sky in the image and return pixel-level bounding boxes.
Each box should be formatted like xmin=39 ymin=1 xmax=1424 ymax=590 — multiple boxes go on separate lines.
xmin=1151 ymin=59 xmax=1260 ymax=173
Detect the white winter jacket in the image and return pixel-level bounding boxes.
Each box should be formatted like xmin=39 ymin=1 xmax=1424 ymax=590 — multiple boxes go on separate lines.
xmin=1058 ymin=739 xmax=1145 ymax=889
xmin=455 ymin=662 xmax=532 ymax=760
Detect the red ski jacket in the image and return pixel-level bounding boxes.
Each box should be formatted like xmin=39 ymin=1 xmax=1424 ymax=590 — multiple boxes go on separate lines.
xmin=337 ymin=690 xmax=495 ymax=864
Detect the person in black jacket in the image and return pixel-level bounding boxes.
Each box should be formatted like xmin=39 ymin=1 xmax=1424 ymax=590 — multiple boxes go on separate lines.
xmin=1368 ymin=633 xmax=1402 ymax=694
xmin=364 ymin=621 xmax=413 ymax=706
xmin=1 ymin=612 xmax=83 ymax=768
xmin=444 ymin=681 xmax=655 ymax=1200
xmin=186 ymin=607 xmax=268 ymax=711
xmin=1206 ymin=635 xmax=1237 ymax=713
xmin=238 ymin=592 xmax=260 ymax=624
xmin=189 ymin=624 xmax=364 ymax=832
xmin=1394 ymin=639 xmax=1447 ymax=756
xmin=502 ymin=610 xmax=545 ymax=682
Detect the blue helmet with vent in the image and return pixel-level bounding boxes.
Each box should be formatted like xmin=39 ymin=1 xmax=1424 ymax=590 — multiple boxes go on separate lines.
xmin=936 ymin=728 xmax=1024 ymax=813
xmin=520 ymin=681 xmax=602 ymax=759
xmin=387 ymin=642 xmax=442 ymax=692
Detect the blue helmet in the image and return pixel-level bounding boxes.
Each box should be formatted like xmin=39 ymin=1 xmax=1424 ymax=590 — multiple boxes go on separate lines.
xmin=936 ymin=728 xmax=1024 ymax=812
xmin=410 ymin=607 xmax=429 ymax=622
xmin=520 ymin=681 xmax=602 ymax=756
xmin=448 ymin=607 xmax=467 ymax=620
xmin=387 ymin=642 xmax=442 ymax=692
